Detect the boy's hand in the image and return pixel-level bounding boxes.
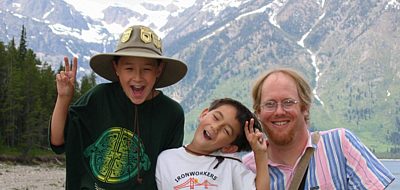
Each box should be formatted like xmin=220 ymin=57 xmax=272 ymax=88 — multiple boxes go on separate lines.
xmin=245 ymin=119 xmax=270 ymax=190
xmin=245 ymin=118 xmax=268 ymax=155
xmin=56 ymin=57 xmax=78 ymax=102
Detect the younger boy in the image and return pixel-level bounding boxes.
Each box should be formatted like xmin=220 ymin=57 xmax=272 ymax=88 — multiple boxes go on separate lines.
xmin=156 ymin=98 xmax=269 ymax=190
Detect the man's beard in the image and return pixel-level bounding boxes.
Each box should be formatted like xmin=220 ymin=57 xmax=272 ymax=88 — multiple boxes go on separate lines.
xmin=264 ymin=124 xmax=295 ymax=146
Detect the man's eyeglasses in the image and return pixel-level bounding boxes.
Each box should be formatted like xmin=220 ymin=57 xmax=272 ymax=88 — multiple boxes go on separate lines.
xmin=260 ymin=99 xmax=299 ymax=112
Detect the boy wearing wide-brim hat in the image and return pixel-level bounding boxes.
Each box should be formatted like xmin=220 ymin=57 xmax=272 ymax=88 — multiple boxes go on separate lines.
xmin=50 ymin=25 xmax=187 ymax=189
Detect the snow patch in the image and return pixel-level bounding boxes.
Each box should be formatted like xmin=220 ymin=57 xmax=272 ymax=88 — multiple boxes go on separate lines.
xmin=297 ymin=12 xmax=325 ymax=47
xmin=66 ymin=46 xmax=78 ymax=58
xmin=12 ymin=3 xmax=21 ymax=9
xmin=199 ymin=23 xmax=231 ymax=42
xmin=43 ymin=7 xmax=55 ymax=19
xmin=12 ymin=12 xmax=25 ymax=19
xmin=386 ymin=0 xmax=400 ymax=10
xmin=266 ymin=0 xmax=289 ymax=29
xmin=316 ymin=0 xmax=325 ymax=8
xmin=236 ymin=5 xmax=268 ymax=20
xmin=201 ymin=0 xmax=244 ymax=16
xmin=296 ymin=4 xmax=327 ymax=106
xmin=199 ymin=3 xmax=269 ymax=42
xmin=63 ymin=0 xmax=196 ymax=37
xmin=48 ymin=23 xmax=107 ymax=43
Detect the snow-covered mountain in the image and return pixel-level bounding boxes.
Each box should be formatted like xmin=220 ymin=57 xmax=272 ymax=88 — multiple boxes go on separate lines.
xmin=0 ymin=0 xmax=196 ymax=75
xmin=63 ymin=0 xmax=196 ymax=37
xmin=1 ymin=0 xmax=400 ymax=150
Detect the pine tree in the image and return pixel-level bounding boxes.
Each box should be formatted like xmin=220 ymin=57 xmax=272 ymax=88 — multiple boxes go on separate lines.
xmin=80 ymin=71 xmax=97 ymax=96
xmin=3 ymin=38 xmax=20 ymax=147
xmin=0 ymin=42 xmax=6 ymax=91
xmin=37 ymin=61 xmax=56 ymax=147
xmin=18 ymin=25 xmax=27 ymax=60
xmin=0 ymin=26 xmax=95 ymax=155
xmin=0 ymin=41 xmax=7 ymax=146
xmin=19 ymin=49 xmax=42 ymax=154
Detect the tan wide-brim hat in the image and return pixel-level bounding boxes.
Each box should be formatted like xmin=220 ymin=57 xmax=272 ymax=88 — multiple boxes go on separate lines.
xmin=90 ymin=25 xmax=187 ymax=88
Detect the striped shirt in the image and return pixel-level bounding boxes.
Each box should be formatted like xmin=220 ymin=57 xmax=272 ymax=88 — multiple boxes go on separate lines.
xmin=243 ymin=128 xmax=395 ymax=190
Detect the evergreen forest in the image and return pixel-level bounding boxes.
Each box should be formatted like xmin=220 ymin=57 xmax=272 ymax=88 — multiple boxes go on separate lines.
xmin=0 ymin=26 xmax=96 ymax=160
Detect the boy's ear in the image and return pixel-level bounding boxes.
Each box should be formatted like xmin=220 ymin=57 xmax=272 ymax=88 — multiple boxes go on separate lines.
xmin=156 ymin=61 xmax=165 ymax=77
xmin=112 ymin=61 xmax=119 ymax=76
xmin=221 ymin=144 xmax=238 ymax=154
xmin=199 ymin=108 xmax=209 ymax=119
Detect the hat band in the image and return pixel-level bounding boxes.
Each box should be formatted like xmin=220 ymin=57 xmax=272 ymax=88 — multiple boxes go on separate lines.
xmin=115 ymin=46 xmax=162 ymax=56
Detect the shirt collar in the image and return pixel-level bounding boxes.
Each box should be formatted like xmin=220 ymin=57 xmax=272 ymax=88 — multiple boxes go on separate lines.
xmin=268 ymin=131 xmax=318 ymax=168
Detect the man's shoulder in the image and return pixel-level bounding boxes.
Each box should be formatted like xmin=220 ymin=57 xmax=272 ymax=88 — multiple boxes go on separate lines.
xmin=317 ymin=128 xmax=351 ymax=136
xmin=241 ymin=151 xmax=255 ymax=165
xmin=317 ymin=128 xmax=362 ymax=148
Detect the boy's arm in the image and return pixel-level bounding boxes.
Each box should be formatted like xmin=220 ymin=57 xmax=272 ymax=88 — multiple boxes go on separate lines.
xmin=50 ymin=57 xmax=77 ymax=146
xmin=245 ymin=119 xmax=270 ymax=190
xmin=254 ymin=145 xmax=269 ymax=190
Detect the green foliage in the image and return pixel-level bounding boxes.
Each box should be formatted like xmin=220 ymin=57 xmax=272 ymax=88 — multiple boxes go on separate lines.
xmin=0 ymin=26 xmax=96 ymax=156
xmin=78 ymin=71 xmax=97 ymax=96
xmin=0 ymin=145 xmax=58 ymax=157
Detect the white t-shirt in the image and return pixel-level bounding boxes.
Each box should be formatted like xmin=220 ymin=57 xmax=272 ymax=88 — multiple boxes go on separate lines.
xmin=156 ymin=147 xmax=256 ymax=190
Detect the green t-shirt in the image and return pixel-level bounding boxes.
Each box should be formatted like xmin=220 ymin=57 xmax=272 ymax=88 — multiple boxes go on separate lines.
xmin=50 ymin=82 xmax=184 ymax=189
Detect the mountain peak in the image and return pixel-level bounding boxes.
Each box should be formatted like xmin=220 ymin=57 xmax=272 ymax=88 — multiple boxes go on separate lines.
xmin=63 ymin=0 xmax=196 ymax=36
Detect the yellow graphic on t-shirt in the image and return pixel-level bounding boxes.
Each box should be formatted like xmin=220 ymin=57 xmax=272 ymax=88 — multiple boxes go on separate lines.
xmin=84 ymin=127 xmax=150 ymax=184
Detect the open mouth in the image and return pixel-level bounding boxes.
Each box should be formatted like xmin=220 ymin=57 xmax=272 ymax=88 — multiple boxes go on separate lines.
xmin=131 ymin=85 xmax=145 ymax=96
xmin=203 ymin=130 xmax=212 ymax=140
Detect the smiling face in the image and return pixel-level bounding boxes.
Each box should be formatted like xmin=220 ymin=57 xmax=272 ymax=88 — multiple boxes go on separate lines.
xmin=113 ymin=56 xmax=163 ymax=104
xmin=189 ymin=104 xmax=242 ymax=155
xmin=257 ymin=72 xmax=309 ymax=146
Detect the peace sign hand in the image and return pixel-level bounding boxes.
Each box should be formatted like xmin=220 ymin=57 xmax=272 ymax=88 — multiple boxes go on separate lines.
xmin=55 ymin=57 xmax=78 ymax=103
